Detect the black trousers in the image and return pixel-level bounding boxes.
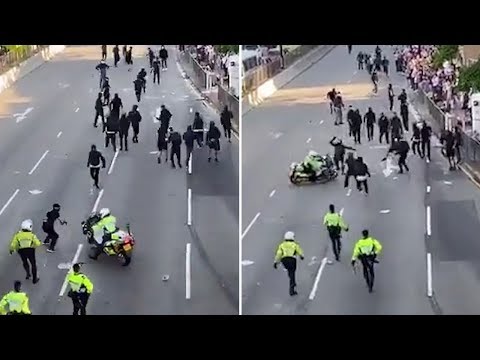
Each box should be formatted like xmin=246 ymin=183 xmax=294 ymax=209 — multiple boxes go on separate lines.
xmin=194 ymin=132 xmax=204 ymax=147
xmin=114 ymin=55 xmax=119 ymax=67
xmin=281 ymin=257 xmax=297 ymax=295
xmin=421 ymin=139 xmax=431 ymax=160
xmin=353 ymin=128 xmax=361 ymax=144
xmin=105 ymin=133 xmax=117 ymax=152
xmin=344 ymin=172 xmax=354 ymax=188
xmin=135 ymin=90 xmax=141 ymax=102
xmin=185 ymin=145 xmax=193 ymax=166
xmin=223 ymin=125 xmax=232 ymax=140
xmin=170 ymin=147 xmax=181 ymax=166
xmin=89 ymin=167 xmax=100 ymax=187
xmin=455 ymin=146 xmax=462 ymax=163
xmin=356 ymin=178 xmax=369 ymax=193
xmin=161 ymin=59 xmax=167 ymax=69
xmin=153 ymin=71 xmax=160 ymax=84
xmin=94 ymin=109 xmax=104 ymax=127
xmin=327 ymin=226 xmax=342 ymax=260
xmin=358 ymin=61 xmax=363 ymax=70
xmin=359 ymin=255 xmax=375 ymax=290
xmin=401 ymin=112 xmax=409 ymax=131
xmin=71 ymin=292 xmax=90 ymax=315
xmin=119 ymin=130 xmax=129 ymax=150
xmin=388 ymin=96 xmax=394 ymax=111
xmin=412 ymin=140 xmax=421 ymax=156
xmin=366 ymin=125 xmax=374 ymax=141
xmin=44 ymin=228 xmax=59 ymax=250
xmin=379 ymin=129 xmax=389 ymax=144
xmin=334 ymin=154 xmax=345 ymax=174
xmin=398 ymin=153 xmax=409 ymax=172
xmin=149 ymin=57 xmax=154 ymax=68
xmin=132 ymin=125 xmax=139 ymax=143
xmin=18 ymin=248 xmax=37 ymax=280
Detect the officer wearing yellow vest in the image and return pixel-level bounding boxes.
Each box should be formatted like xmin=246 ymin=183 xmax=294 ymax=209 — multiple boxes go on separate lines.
xmin=351 ymin=229 xmax=383 ymax=293
xmin=9 ymin=219 xmax=41 ymax=284
xmin=67 ymin=263 xmax=94 ymax=315
xmin=0 ymin=280 xmax=31 ymax=315
xmin=274 ymin=231 xmax=304 ymax=296
xmin=92 ymin=208 xmax=117 ymax=242
xmin=323 ymin=204 xmax=349 ymax=262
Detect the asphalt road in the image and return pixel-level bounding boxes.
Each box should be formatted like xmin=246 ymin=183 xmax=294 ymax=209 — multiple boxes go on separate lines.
xmin=0 ymin=45 xmax=238 ymax=315
xmin=242 ymin=45 xmax=437 ymax=315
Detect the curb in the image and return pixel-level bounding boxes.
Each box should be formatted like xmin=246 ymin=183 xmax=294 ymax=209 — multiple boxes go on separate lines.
xmin=459 ymin=162 xmax=480 ymax=189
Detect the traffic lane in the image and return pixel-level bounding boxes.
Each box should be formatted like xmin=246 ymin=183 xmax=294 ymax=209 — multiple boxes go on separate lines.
xmin=427 ymin=142 xmax=480 ymax=314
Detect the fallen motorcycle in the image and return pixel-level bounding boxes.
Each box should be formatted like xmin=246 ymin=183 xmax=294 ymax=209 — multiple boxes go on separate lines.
xmin=289 ymin=155 xmax=338 ymax=185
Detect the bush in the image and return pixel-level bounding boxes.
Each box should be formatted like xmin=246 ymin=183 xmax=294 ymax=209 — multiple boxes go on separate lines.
xmin=431 ymin=45 xmax=459 ymax=69
xmin=214 ymin=45 xmax=239 ymax=55
xmin=457 ymin=60 xmax=480 ymax=92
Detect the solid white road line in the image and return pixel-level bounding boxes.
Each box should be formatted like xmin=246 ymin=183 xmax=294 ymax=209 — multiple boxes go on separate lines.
xmin=427 ymin=252 xmax=433 ymax=297
xmin=186 ymin=243 xmax=191 ymax=300
xmin=188 ymin=155 xmax=192 ymax=174
xmin=59 ymin=244 xmax=84 ymax=296
xmin=0 ymin=189 xmax=19 ymax=216
xmin=242 ymin=212 xmax=261 ymax=239
xmin=28 ymin=150 xmax=49 ymax=175
xmin=57 ymin=131 xmax=62 ymax=138
xmin=92 ymin=189 xmax=104 ymax=213
xmin=339 ymin=208 xmax=344 ymax=216
xmin=426 ymin=206 xmax=431 ymax=236
xmin=269 ymin=189 xmax=276 ymax=198
xmin=108 ymin=150 xmax=119 ymax=175
xmin=308 ymin=257 xmax=328 ymax=300
xmin=427 ymin=185 xmax=431 ymax=193
xmin=187 ymin=188 xmax=192 ymax=226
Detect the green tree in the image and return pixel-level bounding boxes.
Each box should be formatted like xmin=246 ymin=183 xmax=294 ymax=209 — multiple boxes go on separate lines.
xmin=214 ymin=45 xmax=239 ymax=55
xmin=431 ymin=45 xmax=459 ymax=69
xmin=458 ymin=60 xmax=480 ymax=92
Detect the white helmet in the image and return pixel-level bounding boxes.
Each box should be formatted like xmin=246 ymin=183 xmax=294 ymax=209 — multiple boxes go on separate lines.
xmin=308 ymin=150 xmax=319 ymax=157
xmin=21 ymin=219 xmax=33 ymax=231
xmin=99 ymin=208 xmax=110 ymax=218
xmin=284 ymin=231 xmax=295 ymax=240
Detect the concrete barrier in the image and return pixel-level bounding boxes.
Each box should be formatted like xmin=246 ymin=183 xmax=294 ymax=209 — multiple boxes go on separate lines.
xmin=0 ymin=45 xmax=66 ymax=95
xmin=242 ymin=45 xmax=336 ymax=115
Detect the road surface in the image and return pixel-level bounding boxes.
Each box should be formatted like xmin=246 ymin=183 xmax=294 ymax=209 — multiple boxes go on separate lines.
xmin=242 ymin=45 xmax=440 ymax=315
xmin=0 ymin=45 xmax=238 ymax=315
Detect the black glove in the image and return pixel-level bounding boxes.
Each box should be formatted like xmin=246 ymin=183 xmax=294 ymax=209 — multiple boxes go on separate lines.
xmin=300 ymin=256 xmax=305 ymax=261
xmin=273 ymin=262 xmax=278 ymax=269
xmin=351 ymin=260 xmax=355 ymax=267
xmin=9 ymin=250 xmax=13 ymax=255
xmin=345 ymin=227 xmax=349 ymax=232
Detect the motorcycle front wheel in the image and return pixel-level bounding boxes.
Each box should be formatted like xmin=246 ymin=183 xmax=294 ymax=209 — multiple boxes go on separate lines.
xmin=117 ymin=251 xmax=131 ymax=267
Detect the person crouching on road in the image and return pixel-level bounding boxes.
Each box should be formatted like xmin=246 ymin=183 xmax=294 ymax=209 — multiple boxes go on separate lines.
xmin=157 ymin=127 xmax=168 ymax=164
xmin=0 ymin=281 xmax=31 ymax=315
xmin=274 ymin=231 xmax=304 ymax=296
xmin=9 ymin=220 xmax=41 ymax=284
xmin=67 ymin=263 xmax=93 ymax=316
xmin=206 ymin=121 xmax=221 ymax=163
xmin=354 ymin=156 xmax=371 ymax=195
xmin=42 ymin=203 xmax=67 ymax=253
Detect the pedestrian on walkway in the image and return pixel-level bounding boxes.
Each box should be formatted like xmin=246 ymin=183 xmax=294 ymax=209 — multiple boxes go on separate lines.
xmin=9 ymin=220 xmax=41 ymax=284
xmin=67 ymin=263 xmax=93 ymax=316
xmin=220 ymin=106 xmax=233 ymax=142
xmin=42 ymin=204 xmax=67 ymax=253
xmin=193 ymin=112 xmax=204 ymax=147
xmin=274 ymin=231 xmax=304 ymax=296
xmin=388 ymin=84 xmax=395 ymax=111
xmin=441 ymin=129 xmax=456 ymax=170
xmin=87 ymin=145 xmax=106 ymax=189
xmin=206 ymin=121 xmax=221 ymax=162
xmin=420 ymin=120 xmax=432 ymax=162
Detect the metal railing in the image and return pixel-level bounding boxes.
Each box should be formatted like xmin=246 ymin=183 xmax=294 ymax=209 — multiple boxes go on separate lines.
xmin=178 ymin=50 xmax=208 ymax=90
xmin=218 ymin=84 xmax=239 ymax=130
xmin=0 ymin=45 xmax=47 ymax=74
xmin=242 ymin=45 xmax=321 ymax=94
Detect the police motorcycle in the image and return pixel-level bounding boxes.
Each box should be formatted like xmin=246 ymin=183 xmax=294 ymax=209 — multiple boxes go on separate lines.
xmin=289 ymin=151 xmax=338 ymax=185
xmin=81 ymin=208 xmax=135 ymax=267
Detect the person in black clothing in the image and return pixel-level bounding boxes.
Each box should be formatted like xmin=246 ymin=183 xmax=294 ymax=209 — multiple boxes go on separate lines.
xmin=420 ymin=120 xmax=432 ymax=161
xmin=157 ymin=127 xmax=168 ymax=164
xmin=138 ymin=68 xmax=147 ymax=93
xmin=385 ymin=137 xmax=410 ymax=174
xmin=102 ymin=77 xmax=111 ymax=106
xmin=374 ymin=56 xmax=382 ymax=73
xmin=128 ymin=105 xmax=142 ymax=143
xmin=454 ymin=126 xmax=463 ymax=165
xmin=220 ymin=106 xmax=233 ymax=142
xmin=87 ymin=145 xmax=106 ymax=189
xmin=388 ymin=84 xmax=395 ymax=111
xmin=95 ymin=61 xmax=109 ymax=89
xmin=193 ymin=112 xmax=204 ymax=147
xmin=126 ymin=46 xmax=133 ymax=65
xmin=352 ymin=109 xmax=362 ymax=144
xmin=327 ymin=88 xmax=336 ymax=114
xmin=147 ymin=47 xmax=154 ymax=68
xmin=347 ymin=45 xmax=352 ymax=54
xmin=400 ymin=102 xmax=409 ymax=132
xmin=398 ymin=89 xmax=407 ymax=106
xmin=356 ymin=52 xmax=364 ymax=70
xmin=105 ymin=115 xmax=119 ymax=152
xmin=382 ymin=56 xmax=389 ymax=76
xmin=411 ymin=123 xmax=422 ymax=157
xmin=42 ymin=204 xmax=67 ymax=253
xmin=159 ymin=46 xmax=168 ymax=70
xmin=94 ymin=93 xmax=104 ymax=128
xmin=329 ymin=137 xmax=355 ymax=175
xmin=156 ymin=105 xmax=172 ymax=133
xmin=344 ymin=152 xmax=356 ymax=188
xmin=101 ymin=45 xmax=107 ymax=61
xmin=168 ymin=127 xmax=182 ymax=168
xmin=206 ymin=121 xmax=221 ymax=162
xmin=183 ymin=125 xmax=195 ymax=167
xmin=346 ymin=105 xmax=355 ymax=137
xmin=354 ymin=156 xmax=371 ymax=195
xmin=364 ymin=107 xmax=376 ymax=141
xmin=133 ymin=77 xmax=143 ymax=102
xmin=113 ymin=45 xmax=120 ymax=67
xmin=119 ymin=113 xmax=130 ymax=151
xmin=109 ymin=93 xmax=123 ymax=120
xmin=378 ymin=112 xmax=390 ymax=144
xmin=371 ymin=70 xmax=378 ymax=93
xmin=151 ymin=57 xmax=160 ymax=84
xmin=390 ymin=112 xmax=403 ymax=143
xmin=441 ymin=129 xmax=456 ymax=170
xmin=122 ymin=45 xmax=127 ymax=60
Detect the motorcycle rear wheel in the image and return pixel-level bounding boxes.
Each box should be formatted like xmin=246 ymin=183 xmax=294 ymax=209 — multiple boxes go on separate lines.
xmin=118 ymin=251 xmax=131 ymax=267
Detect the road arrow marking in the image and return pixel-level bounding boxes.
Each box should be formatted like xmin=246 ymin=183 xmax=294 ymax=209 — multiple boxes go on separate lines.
xmin=58 ymin=262 xmax=71 ymax=270
xmin=14 ymin=107 xmax=34 ymax=123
